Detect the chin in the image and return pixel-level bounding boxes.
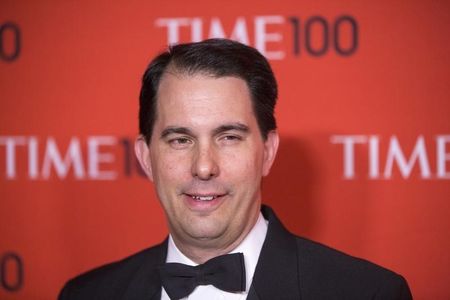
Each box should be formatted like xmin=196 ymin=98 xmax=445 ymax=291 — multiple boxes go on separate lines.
xmin=185 ymin=222 xmax=227 ymax=240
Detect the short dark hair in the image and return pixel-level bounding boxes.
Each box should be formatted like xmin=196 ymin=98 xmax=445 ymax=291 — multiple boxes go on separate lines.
xmin=139 ymin=38 xmax=278 ymax=143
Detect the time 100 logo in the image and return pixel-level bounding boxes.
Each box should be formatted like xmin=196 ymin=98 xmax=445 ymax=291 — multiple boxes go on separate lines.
xmin=0 ymin=22 xmax=21 ymax=62
xmin=1 ymin=252 xmax=23 ymax=292
xmin=155 ymin=15 xmax=358 ymax=60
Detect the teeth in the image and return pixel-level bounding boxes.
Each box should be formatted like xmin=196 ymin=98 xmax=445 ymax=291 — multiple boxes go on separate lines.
xmin=192 ymin=195 xmax=216 ymax=201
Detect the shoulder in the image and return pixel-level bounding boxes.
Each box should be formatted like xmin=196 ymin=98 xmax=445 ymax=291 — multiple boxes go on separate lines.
xmin=260 ymin=205 xmax=412 ymax=299
xmin=294 ymin=236 xmax=412 ymax=299
xmin=58 ymin=242 xmax=166 ymax=300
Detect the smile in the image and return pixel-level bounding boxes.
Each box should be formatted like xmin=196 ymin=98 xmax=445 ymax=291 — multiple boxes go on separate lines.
xmin=191 ymin=195 xmax=217 ymax=201
xmin=182 ymin=193 xmax=228 ymax=211
xmin=184 ymin=192 xmax=227 ymax=202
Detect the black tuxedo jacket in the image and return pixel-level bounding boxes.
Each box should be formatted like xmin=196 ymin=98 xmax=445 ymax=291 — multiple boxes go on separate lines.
xmin=59 ymin=206 xmax=412 ymax=299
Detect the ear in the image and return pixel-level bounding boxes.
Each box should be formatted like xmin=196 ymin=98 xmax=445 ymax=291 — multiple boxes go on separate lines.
xmin=262 ymin=130 xmax=279 ymax=176
xmin=134 ymin=135 xmax=154 ymax=181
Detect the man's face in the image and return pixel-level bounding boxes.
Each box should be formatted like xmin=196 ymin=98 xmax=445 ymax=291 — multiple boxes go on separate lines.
xmin=136 ymin=72 xmax=278 ymax=254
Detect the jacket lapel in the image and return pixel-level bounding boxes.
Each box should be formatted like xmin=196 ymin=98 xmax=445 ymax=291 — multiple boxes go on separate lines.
xmin=248 ymin=206 xmax=301 ymax=300
xmin=122 ymin=239 xmax=168 ymax=300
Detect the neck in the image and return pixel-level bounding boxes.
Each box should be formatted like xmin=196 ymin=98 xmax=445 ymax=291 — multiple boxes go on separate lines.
xmin=171 ymin=212 xmax=260 ymax=264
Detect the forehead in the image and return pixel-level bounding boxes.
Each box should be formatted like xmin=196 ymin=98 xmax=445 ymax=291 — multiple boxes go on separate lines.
xmin=154 ymin=72 xmax=256 ymax=129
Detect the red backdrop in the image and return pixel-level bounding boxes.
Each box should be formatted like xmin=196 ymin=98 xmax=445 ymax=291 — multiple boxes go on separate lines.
xmin=1 ymin=1 xmax=449 ymax=299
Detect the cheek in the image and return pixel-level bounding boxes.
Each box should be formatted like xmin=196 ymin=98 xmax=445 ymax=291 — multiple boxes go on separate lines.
xmin=151 ymin=151 xmax=191 ymax=184
xmin=221 ymin=148 xmax=263 ymax=180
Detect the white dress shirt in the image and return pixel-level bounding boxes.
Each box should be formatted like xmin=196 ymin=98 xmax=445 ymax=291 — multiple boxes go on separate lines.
xmin=161 ymin=212 xmax=268 ymax=300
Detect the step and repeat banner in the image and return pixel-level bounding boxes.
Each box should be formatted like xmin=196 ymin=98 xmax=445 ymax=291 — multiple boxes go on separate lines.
xmin=1 ymin=1 xmax=449 ymax=299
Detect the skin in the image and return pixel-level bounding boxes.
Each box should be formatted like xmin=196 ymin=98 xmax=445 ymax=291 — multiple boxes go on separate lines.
xmin=135 ymin=72 xmax=279 ymax=263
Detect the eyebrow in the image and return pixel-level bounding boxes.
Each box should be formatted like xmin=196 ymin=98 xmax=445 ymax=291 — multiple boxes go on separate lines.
xmin=212 ymin=123 xmax=249 ymax=136
xmin=160 ymin=123 xmax=250 ymax=139
xmin=160 ymin=127 xmax=194 ymax=139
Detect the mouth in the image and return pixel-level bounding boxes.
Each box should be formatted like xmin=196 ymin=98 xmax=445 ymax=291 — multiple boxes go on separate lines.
xmin=183 ymin=192 xmax=227 ymax=211
xmin=185 ymin=194 xmax=224 ymax=201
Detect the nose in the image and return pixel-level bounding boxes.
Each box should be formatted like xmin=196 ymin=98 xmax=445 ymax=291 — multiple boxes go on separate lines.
xmin=191 ymin=142 xmax=219 ymax=180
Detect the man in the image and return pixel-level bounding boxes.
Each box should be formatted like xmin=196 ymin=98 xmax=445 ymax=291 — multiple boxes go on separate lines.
xmin=59 ymin=39 xmax=412 ymax=299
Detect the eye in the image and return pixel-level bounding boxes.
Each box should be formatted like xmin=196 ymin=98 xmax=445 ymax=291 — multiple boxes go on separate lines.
xmin=168 ymin=137 xmax=193 ymax=149
xmin=219 ymin=134 xmax=243 ymax=145
xmin=224 ymin=135 xmax=241 ymax=141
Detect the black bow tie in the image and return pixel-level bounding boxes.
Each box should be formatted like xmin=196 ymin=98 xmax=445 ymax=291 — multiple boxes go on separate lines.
xmin=158 ymin=252 xmax=246 ymax=299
